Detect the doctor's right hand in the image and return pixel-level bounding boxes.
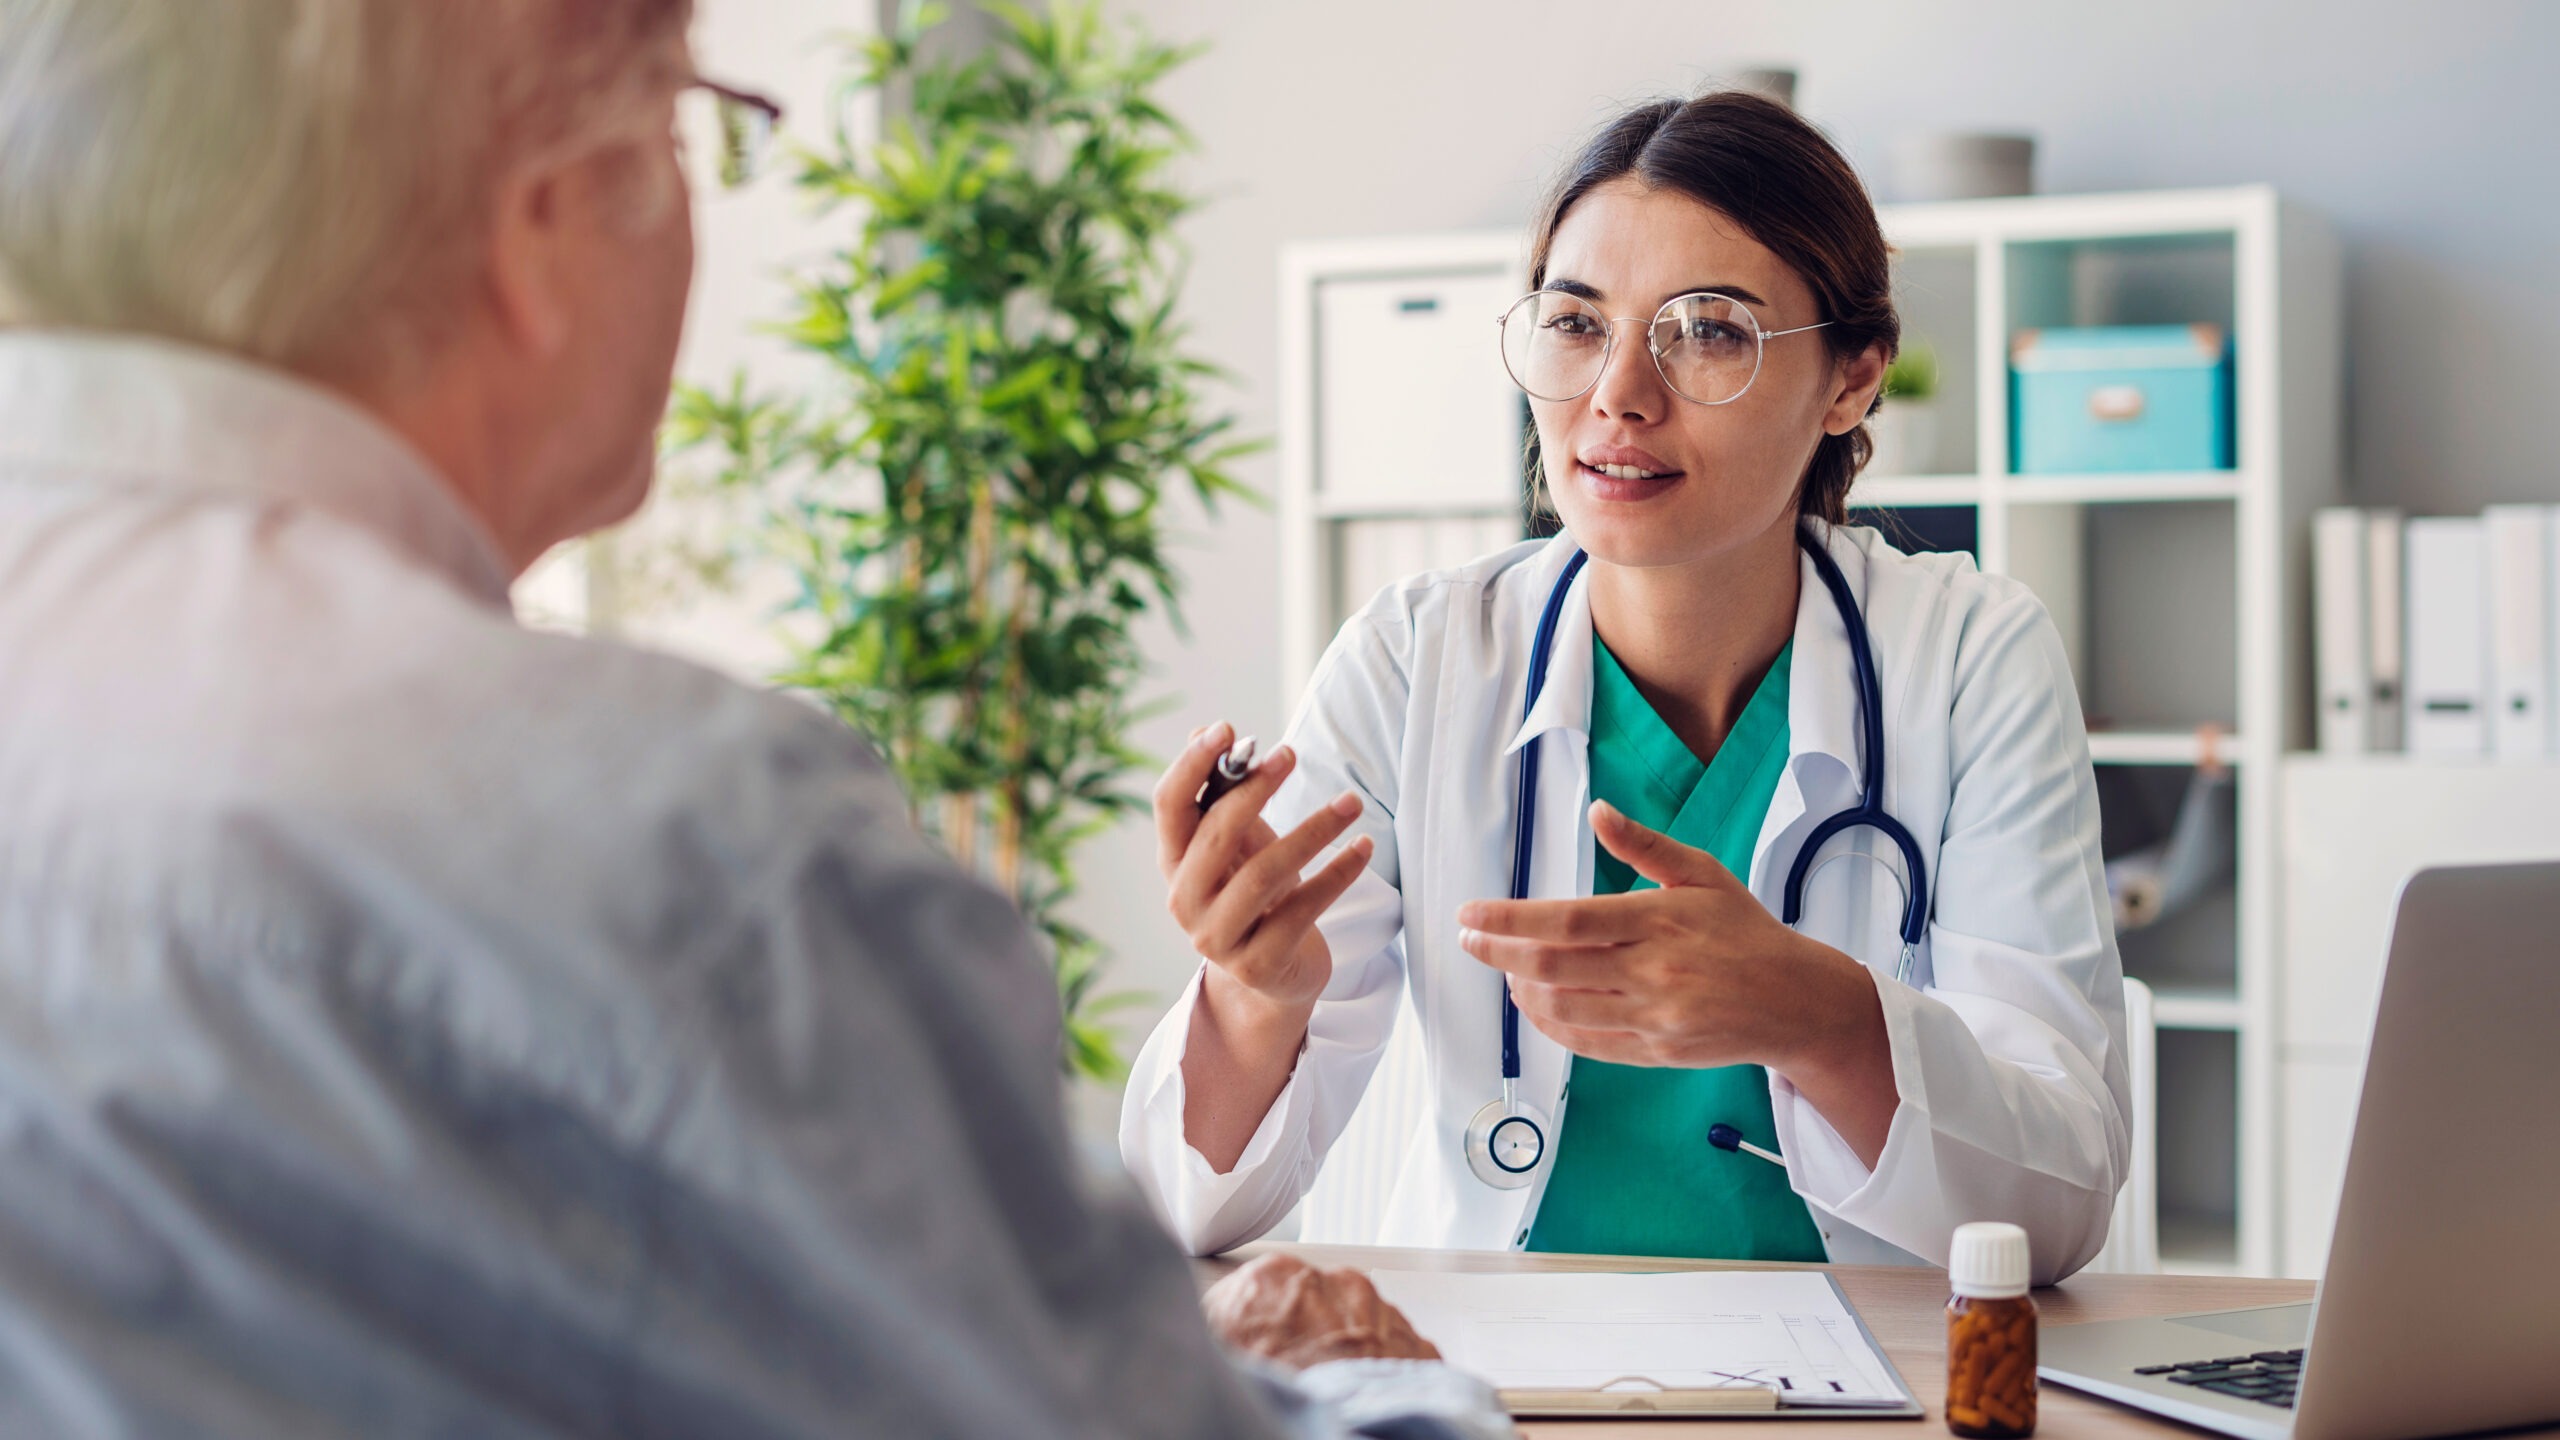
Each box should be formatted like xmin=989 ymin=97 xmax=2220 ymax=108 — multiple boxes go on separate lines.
xmin=1152 ymin=721 xmax=1373 ymax=1015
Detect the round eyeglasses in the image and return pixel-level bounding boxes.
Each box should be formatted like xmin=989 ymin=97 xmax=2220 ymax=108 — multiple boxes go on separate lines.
xmin=1497 ymin=289 xmax=1831 ymax=407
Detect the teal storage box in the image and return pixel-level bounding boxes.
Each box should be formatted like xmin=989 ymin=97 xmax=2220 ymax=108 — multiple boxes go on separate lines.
xmin=2010 ymin=324 xmax=2233 ymax=473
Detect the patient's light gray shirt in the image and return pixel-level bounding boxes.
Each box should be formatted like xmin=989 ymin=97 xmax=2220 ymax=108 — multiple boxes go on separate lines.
xmin=0 ymin=333 xmax=1508 ymax=1440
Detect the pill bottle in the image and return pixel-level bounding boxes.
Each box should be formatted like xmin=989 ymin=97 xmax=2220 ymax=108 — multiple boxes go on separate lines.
xmin=1945 ymin=1221 xmax=2035 ymax=1437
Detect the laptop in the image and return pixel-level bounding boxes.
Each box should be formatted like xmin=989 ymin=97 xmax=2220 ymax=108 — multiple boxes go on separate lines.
xmin=2040 ymin=860 xmax=2560 ymax=1440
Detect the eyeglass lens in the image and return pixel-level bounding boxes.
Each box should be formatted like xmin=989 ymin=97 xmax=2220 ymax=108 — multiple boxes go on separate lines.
xmin=680 ymin=85 xmax=779 ymax=189
xmin=712 ymin=94 xmax=773 ymax=187
xmin=1499 ymin=291 xmax=1765 ymax=405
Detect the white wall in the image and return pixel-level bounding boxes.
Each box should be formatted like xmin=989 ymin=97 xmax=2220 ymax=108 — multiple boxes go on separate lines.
xmin=1071 ymin=0 xmax=2560 ymax=1102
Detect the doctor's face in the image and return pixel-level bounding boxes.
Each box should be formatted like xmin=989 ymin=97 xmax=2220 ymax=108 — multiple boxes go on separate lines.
xmin=1528 ymin=178 xmax=1867 ymax=571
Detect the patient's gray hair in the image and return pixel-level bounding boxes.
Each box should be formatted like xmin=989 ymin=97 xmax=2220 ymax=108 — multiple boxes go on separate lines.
xmin=0 ymin=0 xmax=693 ymax=384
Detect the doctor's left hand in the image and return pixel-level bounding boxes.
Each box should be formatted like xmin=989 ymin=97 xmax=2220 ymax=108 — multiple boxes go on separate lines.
xmin=1456 ymin=802 xmax=1895 ymax=1150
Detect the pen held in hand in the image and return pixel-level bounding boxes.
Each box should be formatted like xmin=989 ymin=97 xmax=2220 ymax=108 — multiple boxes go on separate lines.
xmin=1195 ymin=735 xmax=1258 ymax=812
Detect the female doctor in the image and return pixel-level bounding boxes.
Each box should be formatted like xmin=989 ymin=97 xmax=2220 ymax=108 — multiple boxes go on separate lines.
xmin=1121 ymin=91 xmax=2130 ymax=1283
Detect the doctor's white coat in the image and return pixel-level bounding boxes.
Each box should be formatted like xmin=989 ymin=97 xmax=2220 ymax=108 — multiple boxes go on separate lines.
xmin=1120 ymin=523 xmax=2131 ymax=1284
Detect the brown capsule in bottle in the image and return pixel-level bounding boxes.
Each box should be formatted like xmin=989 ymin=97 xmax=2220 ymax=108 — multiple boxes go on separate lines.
xmin=1945 ymin=1293 xmax=2036 ymax=1437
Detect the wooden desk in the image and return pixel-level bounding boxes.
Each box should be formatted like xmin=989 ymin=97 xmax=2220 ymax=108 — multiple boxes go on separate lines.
xmin=1197 ymin=1242 xmax=2320 ymax=1438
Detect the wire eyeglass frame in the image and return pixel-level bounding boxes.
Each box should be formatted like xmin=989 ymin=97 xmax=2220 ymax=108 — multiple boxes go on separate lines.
xmin=1496 ymin=288 xmax=1832 ymax=407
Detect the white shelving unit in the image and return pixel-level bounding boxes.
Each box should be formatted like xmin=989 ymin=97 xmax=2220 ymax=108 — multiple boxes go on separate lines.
xmin=1278 ymin=186 xmax=2342 ymax=1276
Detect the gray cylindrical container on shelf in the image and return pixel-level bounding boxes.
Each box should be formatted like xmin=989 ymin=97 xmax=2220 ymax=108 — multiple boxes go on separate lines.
xmin=1726 ymin=67 xmax=1798 ymax=108
xmin=1890 ymin=133 xmax=2036 ymax=202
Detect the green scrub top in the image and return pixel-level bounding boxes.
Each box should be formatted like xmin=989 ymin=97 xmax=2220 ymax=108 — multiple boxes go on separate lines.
xmin=1522 ymin=637 xmax=1828 ymax=1261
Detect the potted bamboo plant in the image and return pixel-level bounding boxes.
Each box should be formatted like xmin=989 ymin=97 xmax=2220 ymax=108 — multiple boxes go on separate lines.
xmin=668 ymin=0 xmax=1256 ymax=1080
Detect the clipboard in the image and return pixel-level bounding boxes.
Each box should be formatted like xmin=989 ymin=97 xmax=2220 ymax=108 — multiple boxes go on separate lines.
xmin=1375 ymin=1269 xmax=1929 ymax=1421
xmin=1503 ymin=1375 xmax=1782 ymax=1416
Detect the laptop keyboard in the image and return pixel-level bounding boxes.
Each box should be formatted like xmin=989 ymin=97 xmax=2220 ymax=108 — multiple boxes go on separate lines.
xmin=2132 ymin=1350 xmax=2305 ymax=1409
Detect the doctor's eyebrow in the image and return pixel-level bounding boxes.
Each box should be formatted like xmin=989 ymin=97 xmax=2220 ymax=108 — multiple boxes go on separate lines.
xmin=1542 ymin=276 xmax=1774 ymax=309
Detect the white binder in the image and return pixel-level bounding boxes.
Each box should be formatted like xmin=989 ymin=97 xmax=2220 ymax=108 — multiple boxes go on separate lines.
xmin=2404 ymin=516 xmax=2489 ymax=758
xmin=2365 ymin=510 xmax=2407 ymax=753
xmin=2485 ymin=506 xmax=2553 ymax=761
xmin=2314 ymin=507 xmax=2370 ymax=754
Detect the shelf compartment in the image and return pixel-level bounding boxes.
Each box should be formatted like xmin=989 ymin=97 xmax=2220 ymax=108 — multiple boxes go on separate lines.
xmin=2099 ymin=763 xmax=2240 ymax=1000
xmin=2002 ymin=231 xmax=2241 ymax=484
xmin=1324 ymin=514 xmax=1523 ymax=634
xmin=1877 ymin=245 xmax=1981 ymax=478
xmin=2119 ymin=882 xmax=2241 ymax=1003
xmin=2005 ymin=231 xmax=2239 ymax=337
xmin=2007 ymin=500 xmax=2239 ymax=734
xmin=1847 ymin=503 xmax=1978 ymax=564
xmin=2156 ymin=1027 xmax=2241 ymax=1276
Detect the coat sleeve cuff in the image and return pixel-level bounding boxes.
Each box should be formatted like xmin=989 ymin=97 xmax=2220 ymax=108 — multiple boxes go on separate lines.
xmin=1766 ymin=974 xmax=1941 ymax=1244
xmin=1119 ymin=964 xmax=1316 ymax=1253
xmin=1767 ymin=973 xmax=2121 ymax=1278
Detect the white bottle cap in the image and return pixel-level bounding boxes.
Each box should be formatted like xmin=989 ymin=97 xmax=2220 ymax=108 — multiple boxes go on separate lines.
xmin=1949 ymin=1222 xmax=2031 ymax=1298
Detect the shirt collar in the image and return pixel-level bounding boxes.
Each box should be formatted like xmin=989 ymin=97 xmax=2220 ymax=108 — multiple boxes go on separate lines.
xmin=1502 ymin=533 xmax=1598 ymax=757
xmin=0 ymin=330 xmax=513 ymax=607
xmin=1501 ymin=519 xmax=1871 ymax=795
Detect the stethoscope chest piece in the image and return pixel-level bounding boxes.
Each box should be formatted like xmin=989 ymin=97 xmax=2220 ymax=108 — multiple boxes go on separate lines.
xmin=1464 ymin=1097 xmax=1550 ymax=1189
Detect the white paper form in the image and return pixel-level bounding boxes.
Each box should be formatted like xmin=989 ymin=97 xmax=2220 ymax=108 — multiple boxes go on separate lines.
xmin=1368 ymin=1269 xmax=1910 ymax=1407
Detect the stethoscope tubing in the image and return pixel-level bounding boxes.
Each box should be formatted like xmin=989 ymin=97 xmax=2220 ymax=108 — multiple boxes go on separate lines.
xmin=1496 ymin=526 xmax=1930 ymax=1089
xmin=1780 ymin=527 xmax=1930 ymax=953
xmin=1505 ymin=548 xmax=1592 ymax=1084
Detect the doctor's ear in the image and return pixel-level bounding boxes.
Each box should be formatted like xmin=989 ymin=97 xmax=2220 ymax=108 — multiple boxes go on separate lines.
xmin=1822 ymin=341 xmax=1891 ymax=437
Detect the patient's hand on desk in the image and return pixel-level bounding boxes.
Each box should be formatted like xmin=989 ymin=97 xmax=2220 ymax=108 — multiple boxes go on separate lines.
xmin=1202 ymin=1254 xmax=1443 ymax=1370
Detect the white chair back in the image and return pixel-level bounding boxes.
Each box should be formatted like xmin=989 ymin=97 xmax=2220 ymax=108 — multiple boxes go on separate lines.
xmin=1298 ymin=996 xmax=1427 ymax=1245
xmin=2084 ymin=975 xmax=2161 ymax=1273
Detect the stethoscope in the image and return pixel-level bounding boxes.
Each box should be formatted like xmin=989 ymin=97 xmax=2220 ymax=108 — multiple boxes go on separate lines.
xmin=1464 ymin=526 xmax=1933 ymax=1191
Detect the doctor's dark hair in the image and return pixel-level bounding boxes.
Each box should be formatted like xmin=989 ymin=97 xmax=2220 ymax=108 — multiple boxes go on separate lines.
xmin=1525 ymin=91 xmax=1899 ymax=525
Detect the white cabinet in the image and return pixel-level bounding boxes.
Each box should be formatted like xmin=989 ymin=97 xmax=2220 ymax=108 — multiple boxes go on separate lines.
xmin=2275 ymin=755 xmax=2560 ymax=1275
xmin=1315 ymin=271 xmax=1522 ymax=515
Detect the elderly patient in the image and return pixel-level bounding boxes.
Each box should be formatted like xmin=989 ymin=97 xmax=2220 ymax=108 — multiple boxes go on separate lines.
xmin=0 ymin=4 xmax=1508 ymax=1437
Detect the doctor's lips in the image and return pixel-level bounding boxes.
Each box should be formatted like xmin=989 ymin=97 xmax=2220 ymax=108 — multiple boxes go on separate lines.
xmin=1574 ymin=444 xmax=1683 ymax=483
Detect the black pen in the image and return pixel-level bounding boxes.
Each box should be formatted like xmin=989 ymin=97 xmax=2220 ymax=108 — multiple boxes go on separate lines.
xmin=1194 ymin=735 xmax=1258 ymax=812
